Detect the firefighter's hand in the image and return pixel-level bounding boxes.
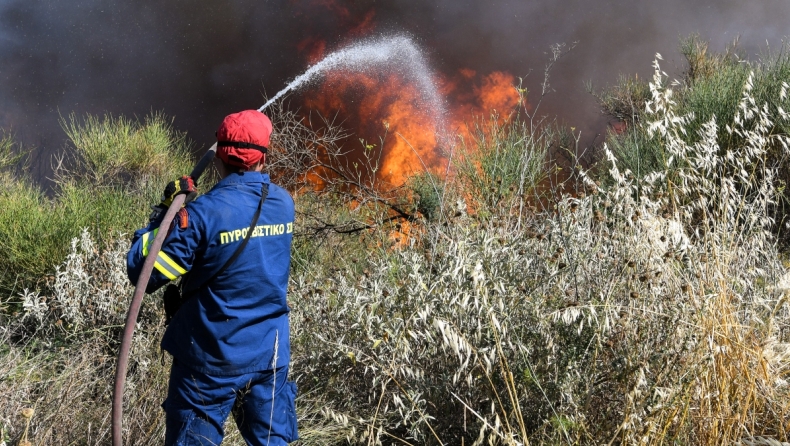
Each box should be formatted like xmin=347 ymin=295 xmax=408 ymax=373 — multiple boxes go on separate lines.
xmin=160 ymin=175 xmax=197 ymax=208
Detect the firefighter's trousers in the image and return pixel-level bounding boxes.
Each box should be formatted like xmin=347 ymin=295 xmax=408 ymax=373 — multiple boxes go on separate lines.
xmin=163 ymin=360 xmax=298 ymax=445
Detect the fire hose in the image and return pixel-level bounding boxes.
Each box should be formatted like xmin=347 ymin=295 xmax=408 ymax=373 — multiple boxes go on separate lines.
xmin=111 ymin=143 xmax=217 ymax=446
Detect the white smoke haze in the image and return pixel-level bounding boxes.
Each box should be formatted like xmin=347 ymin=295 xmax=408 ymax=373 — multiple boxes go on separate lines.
xmin=1 ymin=0 xmax=788 ymax=175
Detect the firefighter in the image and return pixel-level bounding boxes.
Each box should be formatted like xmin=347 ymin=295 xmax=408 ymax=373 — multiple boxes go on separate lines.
xmin=127 ymin=110 xmax=298 ymax=445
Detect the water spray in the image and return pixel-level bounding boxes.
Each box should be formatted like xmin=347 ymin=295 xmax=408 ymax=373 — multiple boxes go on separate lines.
xmin=112 ymin=34 xmax=444 ymax=446
xmin=259 ymin=34 xmax=445 ymax=120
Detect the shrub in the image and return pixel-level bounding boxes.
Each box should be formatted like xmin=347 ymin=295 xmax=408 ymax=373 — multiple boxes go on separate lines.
xmin=60 ymin=112 xmax=194 ymax=186
xmin=408 ymin=171 xmax=443 ymax=221
xmin=590 ymin=73 xmax=652 ymax=124
xmin=0 ymin=174 xmax=70 ymax=293
xmin=454 ymin=112 xmax=551 ymax=218
xmin=594 ymin=37 xmax=790 ymax=177
xmin=594 ymin=38 xmax=790 ymax=252
xmin=2 ymin=229 xmax=166 ymax=445
xmin=21 ymin=228 xmax=133 ymax=332
xmin=0 ymin=113 xmax=195 ymax=296
xmin=0 ymin=131 xmax=27 ymax=171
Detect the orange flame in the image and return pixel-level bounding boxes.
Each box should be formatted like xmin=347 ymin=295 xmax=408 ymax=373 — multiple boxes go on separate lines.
xmin=442 ymin=69 xmax=522 ymax=129
xmin=303 ymin=70 xmax=442 ymax=186
xmin=303 ymin=68 xmax=522 ymax=186
xmin=284 ymin=1 xmax=529 ymax=249
xmin=290 ymin=1 xmax=523 ymax=186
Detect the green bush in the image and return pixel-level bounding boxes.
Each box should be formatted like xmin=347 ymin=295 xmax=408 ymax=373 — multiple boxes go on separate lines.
xmin=590 ymin=73 xmax=652 ymax=124
xmin=61 ymin=112 xmax=194 ymax=185
xmin=595 ymin=36 xmax=790 ymax=177
xmin=0 ymin=174 xmax=64 ymax=292
xmin=0 ymin=131 xmax=27 ymax=171
xmin=408 ymin=171 xmax=443 ymax=221
xmin=455 ymin=113 xmax=551 ymax=218
xmin=0 ymin=113 xmax=195 ymax=296
xmin=594 ymin=37 xmax=790 ymax=250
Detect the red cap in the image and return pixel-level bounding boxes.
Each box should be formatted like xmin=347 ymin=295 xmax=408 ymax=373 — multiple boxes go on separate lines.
xmin=216 ymin=110 xmax=272 ymax=169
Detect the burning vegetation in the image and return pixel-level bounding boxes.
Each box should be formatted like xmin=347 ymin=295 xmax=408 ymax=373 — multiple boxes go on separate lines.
xmin=299 ymin=43 xmax=523 ymax=186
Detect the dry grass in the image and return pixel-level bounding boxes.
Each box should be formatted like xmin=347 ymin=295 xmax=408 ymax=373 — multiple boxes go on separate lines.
xmin=0 ymin=329 xmax=168 ymax=445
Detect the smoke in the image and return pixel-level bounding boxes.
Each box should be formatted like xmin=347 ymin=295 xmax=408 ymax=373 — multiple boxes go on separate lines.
xmin=1 ymin=0 xmax=789 ymax=173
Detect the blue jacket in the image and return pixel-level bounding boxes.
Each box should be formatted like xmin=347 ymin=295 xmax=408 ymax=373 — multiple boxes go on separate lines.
xmin=127 ymin=172 xmax=294 ymax=375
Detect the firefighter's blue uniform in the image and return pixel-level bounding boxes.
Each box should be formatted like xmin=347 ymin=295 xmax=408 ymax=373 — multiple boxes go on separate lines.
xmin=127 ymin=171 xmax=298 ymax=445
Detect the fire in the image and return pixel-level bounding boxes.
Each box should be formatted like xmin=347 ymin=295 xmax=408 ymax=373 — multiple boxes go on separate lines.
xmin=443 ymin=69 xmax=522 ymax=128
xmin=475 ymin=71 xmax=523 ymax=117
xmin=303 ymin=69 xmax=442 ymax=186
xmin=291 ymin=1 xmax=523 ymax=186
xmin=375 ymin=78 xmax=442 ymax=185
xmin=302 ymin=67 xmax=522 ymax=185
xmin=283 ymin=1 xmax=528 ymax=249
